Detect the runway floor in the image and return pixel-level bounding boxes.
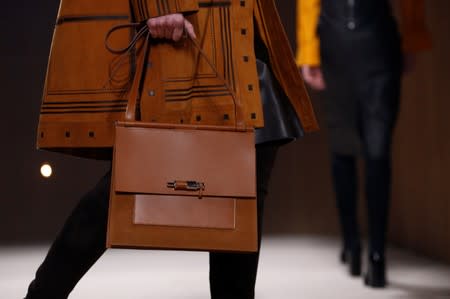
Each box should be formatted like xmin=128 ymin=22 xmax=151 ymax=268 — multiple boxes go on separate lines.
xmin=1 ymin=236 xmax=450 ymax=299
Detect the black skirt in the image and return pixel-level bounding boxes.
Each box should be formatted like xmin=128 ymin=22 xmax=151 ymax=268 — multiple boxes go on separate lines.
xmin=255 ymin=60 xmax=304 ymax=145
xmin=318 ymin=1 xmax=403 ymax=156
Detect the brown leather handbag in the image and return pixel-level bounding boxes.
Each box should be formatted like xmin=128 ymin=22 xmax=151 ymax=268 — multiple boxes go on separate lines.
xmin=107 ymin=122 xmax=257 ymax=252
xmin=106 ymin=26 xmax=258 ymax=252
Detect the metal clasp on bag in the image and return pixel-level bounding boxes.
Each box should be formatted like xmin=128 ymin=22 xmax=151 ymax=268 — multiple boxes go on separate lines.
xmin=167 ymin=180 xmax=205 ymax=199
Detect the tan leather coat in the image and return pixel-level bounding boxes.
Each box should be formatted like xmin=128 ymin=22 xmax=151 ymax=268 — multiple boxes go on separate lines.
xmin=130 ymin=0 xmax=318 ymax=132
xmin=37 ymin=0 xmax=317 ymax=157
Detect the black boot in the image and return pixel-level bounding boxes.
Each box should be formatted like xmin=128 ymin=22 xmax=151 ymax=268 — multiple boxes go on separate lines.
xmin=364 ymin=252 xmax=386 ymax=288
xmin=364 ymin=157 xmax=390 ymax=288
xmin=341 ymin=246 xmax=361 ymax=276
xmin=332 ymin=154 xmax=361 ymax=277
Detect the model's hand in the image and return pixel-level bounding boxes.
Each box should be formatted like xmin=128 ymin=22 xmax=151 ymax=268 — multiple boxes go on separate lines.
xmin=146 ymin=13 xmax=196 ymax=42
xmin=301 ymin=65 xmax=326 ymax=91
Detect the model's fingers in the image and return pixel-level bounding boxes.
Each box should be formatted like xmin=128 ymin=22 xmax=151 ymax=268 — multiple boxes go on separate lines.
xmin=155 ymin=18 xmax=166 ymax=38
xmin=310 ymin=76 xmax=326 ymax=90
xmin=301 ymin=67 xmax=314 ymax=84
xmin=172 ymin=26 xmax=184 ymax=42
xmin=312 ymin=79 xmax=326 ymax=91
xmin=184 ymin=19 xmax=197 ymax=39
xmin=146 ymin=18 xmax=156 ymax=36
xmin=147 ymin=14 xmax=195 ymax=41
xmin=313 ymin=68 xmax=326 ymax=90
xmin=164 ymin=27 xmax=173 ymax=39
xmin=316 ymin=76 xmax=326 ymax=90
xmin=308 ymin=74 xmax=324 ymax=90
xmin=302 ymin=66 xmax=326 ymax=91
xmin=148 ymin=17 xmax=162 ymax=38
xmin=158 ymin=17 xmax=168 ymax=39
xmin=169 ymin=14 xmax=184 ymax=41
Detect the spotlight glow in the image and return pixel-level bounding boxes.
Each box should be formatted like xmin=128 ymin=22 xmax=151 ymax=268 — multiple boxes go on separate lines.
xmin=40 ymin=163 xmax=53 ymax=178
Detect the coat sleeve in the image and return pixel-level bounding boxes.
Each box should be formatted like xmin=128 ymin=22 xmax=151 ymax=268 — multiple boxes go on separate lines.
xmin=130 ymin=0 xmax=199 ymax=22
xmin=399 ymin=0 xmax=432 ymax=53
xmin=295 ymin=0 xmax=321 ymax=66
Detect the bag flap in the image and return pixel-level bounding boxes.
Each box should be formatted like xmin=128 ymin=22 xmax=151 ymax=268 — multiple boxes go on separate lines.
xmin=113 ymin=125 xmax=256 ymax=198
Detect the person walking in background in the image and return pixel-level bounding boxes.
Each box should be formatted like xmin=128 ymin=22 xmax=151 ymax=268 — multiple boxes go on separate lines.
xmin=296 ymin=0 xmax=431 ymax=288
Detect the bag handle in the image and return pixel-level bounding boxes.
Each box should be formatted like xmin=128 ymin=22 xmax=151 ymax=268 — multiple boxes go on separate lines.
xmin=123 ymin=29 xmax=150 ymax=121
xmin=105 ymin=24 xmax=150 ymax=121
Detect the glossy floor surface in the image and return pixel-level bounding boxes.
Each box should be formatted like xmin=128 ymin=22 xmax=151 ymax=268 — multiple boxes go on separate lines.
xmin=2 ymin=236 xmax=450 ymax=299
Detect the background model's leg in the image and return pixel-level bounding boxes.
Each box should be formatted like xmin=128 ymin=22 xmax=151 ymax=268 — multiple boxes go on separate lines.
xmin=331 ymin=153 xmax=361 ymax=275
xmin=359 ymin=70 xmax=400 ymax=287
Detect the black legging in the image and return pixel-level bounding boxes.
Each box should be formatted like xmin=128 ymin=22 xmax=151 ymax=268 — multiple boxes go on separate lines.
xmin=25 ymin=145 xmax=278 ymax=299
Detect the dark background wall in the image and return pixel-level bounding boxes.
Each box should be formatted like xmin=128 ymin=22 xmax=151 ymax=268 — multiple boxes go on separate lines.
xmin=388 ymin=0 xmax=450 ymax=262
xmin=1 ymin=1 xmax=449 ymax=263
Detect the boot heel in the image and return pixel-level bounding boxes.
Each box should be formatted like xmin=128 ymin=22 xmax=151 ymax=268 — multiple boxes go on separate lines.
xmin=364 ymin=253 xmax=386 ymax=288
xmin=346 ymin=249 xmax=361 ymax=276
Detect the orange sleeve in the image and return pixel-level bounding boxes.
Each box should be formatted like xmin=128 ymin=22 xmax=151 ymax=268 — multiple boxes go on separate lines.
xmin=295 ymin=0 xmax=321 ymax=66
xmin=399 ymin=0 xmax=432 ymax=53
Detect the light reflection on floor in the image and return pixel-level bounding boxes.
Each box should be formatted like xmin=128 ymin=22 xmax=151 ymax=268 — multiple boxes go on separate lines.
xmin=1 ymin=236 xmax=450 ymax=299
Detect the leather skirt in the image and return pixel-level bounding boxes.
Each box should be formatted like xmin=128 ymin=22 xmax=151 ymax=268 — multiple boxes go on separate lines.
xmin=254 ymin=60 xmax=304 ymax=145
